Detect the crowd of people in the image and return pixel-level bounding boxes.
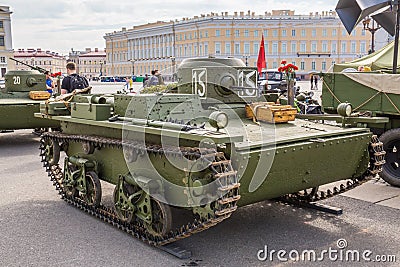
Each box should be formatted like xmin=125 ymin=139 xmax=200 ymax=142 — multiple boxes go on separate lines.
xmin=45 ymin=65 xmax=167 ymax=95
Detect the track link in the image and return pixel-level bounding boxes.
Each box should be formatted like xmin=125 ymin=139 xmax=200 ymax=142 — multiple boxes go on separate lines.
xmin=40 ymin=132 xmax=240 ymax=246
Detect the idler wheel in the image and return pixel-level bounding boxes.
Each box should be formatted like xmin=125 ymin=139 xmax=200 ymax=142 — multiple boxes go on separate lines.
xmin=43 ymin=138 xmax=60 ymax=166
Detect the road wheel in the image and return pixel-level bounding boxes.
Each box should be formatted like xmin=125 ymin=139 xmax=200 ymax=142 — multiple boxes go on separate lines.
xmin=82 ymin=171 xmax=102 ymax=207
xmin=379 ymin=129 xmax=400 ymax=187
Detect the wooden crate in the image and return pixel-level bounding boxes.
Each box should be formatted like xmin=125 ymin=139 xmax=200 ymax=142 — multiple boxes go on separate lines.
xmin=29 ymin=91 xmax=51 ymax=100
xmin=245 ymin=102 xmax=297 ymax=123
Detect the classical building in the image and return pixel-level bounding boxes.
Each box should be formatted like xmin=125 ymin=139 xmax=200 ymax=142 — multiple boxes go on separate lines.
xmin=68 ymin=48 xmax=106 ymax=80
xmin=0 ymin=6 xmax=14 ymax=77
xmin=13 ymin=48 xmax=66 ymax=73
xmin=105 ymin=10 xmax=386 ymax=79
xmin=76 ymin=48 xmax=106 ymax=80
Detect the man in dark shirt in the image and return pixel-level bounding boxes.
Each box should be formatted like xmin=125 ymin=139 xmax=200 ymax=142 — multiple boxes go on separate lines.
xmin=61 ymin=62 xmax=88 ymax=94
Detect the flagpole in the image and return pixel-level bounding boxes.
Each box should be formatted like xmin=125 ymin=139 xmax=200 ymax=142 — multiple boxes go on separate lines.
xmin=393 ymin=1 xmax=400 ymax=74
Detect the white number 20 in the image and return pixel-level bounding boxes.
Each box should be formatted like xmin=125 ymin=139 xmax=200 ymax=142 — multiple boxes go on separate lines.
xmin=13 ymin=76 xmax=21 ymax=85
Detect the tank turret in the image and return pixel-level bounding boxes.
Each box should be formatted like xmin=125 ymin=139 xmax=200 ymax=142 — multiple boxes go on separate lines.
xmin=4 ymin=70 xmax=46 ymax=92
xmin=177 ymin=58 xmax=259 ymax=104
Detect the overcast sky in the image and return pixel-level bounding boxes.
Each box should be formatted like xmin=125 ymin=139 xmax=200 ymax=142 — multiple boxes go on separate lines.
xmin=2 ymin=0 xmax=338 ymax=55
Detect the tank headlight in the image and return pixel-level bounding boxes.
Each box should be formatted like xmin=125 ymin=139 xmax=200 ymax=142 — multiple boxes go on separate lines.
xmin=337 ymin=102 xmax=352 ymax=117
xmin=267 ymin=85 xmax=272 ymax=90
xmin=209 ymin=111 xmax=229 ymax=130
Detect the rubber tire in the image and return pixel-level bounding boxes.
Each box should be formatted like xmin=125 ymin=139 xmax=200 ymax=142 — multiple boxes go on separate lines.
xmin=379 ymin=128 xmax=400 ymax=187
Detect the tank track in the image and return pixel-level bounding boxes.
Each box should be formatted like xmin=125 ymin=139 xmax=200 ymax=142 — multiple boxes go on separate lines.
xmin=282 ymin=135 xmax=386 ymax=203
xmin=39 ymin=131 xmax=240 ymax=246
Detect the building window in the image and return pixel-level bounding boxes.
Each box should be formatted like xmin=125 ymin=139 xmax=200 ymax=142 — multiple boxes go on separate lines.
xmin=235 ymin=30 xmax=240 ymax=37
xmin=300 ymin=43 xmax=306 ymax=53
xmin=225 ymin=43 xmax=231 ymax=55
xmin=204 ymin=44 xmax=208 ymax=55
xmin=362 ymin=29 xmax=366 ymax=36
xmin=234 ymin=43 xmax=240 ymax=55
xmin=291 ymin=43 xmax=297 ymax=53
xmin=263 ymin=30 xmax=268 ymax=37
xmin=322 ymin=61 xmax=327 ymax=70
xmin=300 ymin=62 xmax=305 ymax=70
xmin=351 ymin=42 xmax=356 ymax=53
xmin=282 ymin=29 xmax=287 ymax=37
xmin=272 ymin=62 xmax=278 ymax=68
xmin=301 ymin=29 xmax=306 ymax=37
xmin=205 ymin=31 xmax=208 ymax=38
xmin=253 ymin=43 xmax=259 ymax=54
xmin=291 ymin=29 xmax=296 ymax=37
xmin=244 ymin=30 xmax=249 ymax=37
xmin=341 ymin=42 xmax=347 ymax=53
xmin=311 ymin=61 xmax=316 ymax=70
xmin=254 ymin=30 xmax=259 ymax=37
xmin=322 ymin=43 xmax=328 ymax=52
xmin=322 ymin=29 xmax=327 ymax=37
xmin=360 ymin=42 xmax=366 ymax=53
xmin=244 ymin=43 xmax=250 ymax=54
xmin=332 ymin=43 xmax=337 ymax=53
xmin=342 ymin=29 xmax=347 ymax=36
xmin=272 ymin=43 xmax=278 ymax=55
xmin=311 ymin=43 xmax=317 ymax=53
xmin=0 ymin=57 xmax=5 ymax=63
xmin=226 ymin=30 xmax=231 ymax=37
xmin=272 ymin=30 xmax=278 ymax=37
xmin=332 ymin=29 xmax=337 ymax=37
xmin=216 ymin=30 xmax=220 ymax=37
xmin=215 ymin=43 xmax=221 ymax=55
xmin=281 ymin=43 xmax=287 ymax=54
xmin=312 ymin=29 xmax=316 ymax=37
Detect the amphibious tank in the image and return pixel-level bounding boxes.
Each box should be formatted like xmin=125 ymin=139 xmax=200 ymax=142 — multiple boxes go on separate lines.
xmin=0 ymin=69 xmax=59 ymax=131
xmin=36 ymin=58 xmax=386 ymax=247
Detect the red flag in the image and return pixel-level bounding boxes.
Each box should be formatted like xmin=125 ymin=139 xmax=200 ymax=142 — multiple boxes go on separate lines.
xmin=257 ymin=35 xmax=266 ymax=73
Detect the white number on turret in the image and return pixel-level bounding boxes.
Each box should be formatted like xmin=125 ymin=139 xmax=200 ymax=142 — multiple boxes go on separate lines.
xmin=192 ymin=68 xmax=207 ymax=98
xmin=237 ymin=70 xmax=258 ymax=97
xmin=13 ymin=76 xmax=21 ymax=85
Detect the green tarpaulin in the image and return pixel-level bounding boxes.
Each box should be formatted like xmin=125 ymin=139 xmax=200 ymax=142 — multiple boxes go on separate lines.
xmin=333 ymin=40 xmax=400 ymax=72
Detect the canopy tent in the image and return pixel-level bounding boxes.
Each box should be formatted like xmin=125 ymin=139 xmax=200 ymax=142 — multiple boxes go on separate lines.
xmin=333 ymin=40 xmax=400 ymax=72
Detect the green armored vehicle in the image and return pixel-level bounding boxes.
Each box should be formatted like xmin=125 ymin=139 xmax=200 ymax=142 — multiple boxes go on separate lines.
xmin=36 ymin=58 xmax=385 ymax=247
xmin=321 ymin=70 xmax=400 ymax=187
xmin=0 ymin=69 xmax=59 ymax=131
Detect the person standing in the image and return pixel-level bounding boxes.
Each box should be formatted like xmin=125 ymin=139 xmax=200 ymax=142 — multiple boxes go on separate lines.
xmin=310 ymin=74 xmax=314 ymax=90
xmin=44 ymin=71 xmax=54 ymax=94
xmin=146 ymin=70 xmax=161 ymax=87
xmin=61 ymin=62 xmax=89 ymax=94
xmin=314 ymin=75 xmax=318 ymax=90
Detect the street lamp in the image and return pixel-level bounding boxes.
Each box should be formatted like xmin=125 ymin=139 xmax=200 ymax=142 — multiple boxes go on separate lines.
xmin=170 ymin=56 xmax=176 ymax=82
xmin=99 ymin=61 xmax=104 ymax=77
xmin=243 ymin=54 xmax=250 ymax=66
xmin=362 ymin=17 xmax=381 ymax=54
xmin=128 ymin=59 xmax=135 ymax=76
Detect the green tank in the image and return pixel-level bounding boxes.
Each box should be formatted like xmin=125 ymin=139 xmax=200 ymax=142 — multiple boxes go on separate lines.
xmin=36 ymin=58 xmax=386 ymax=247
xmin=0 ymin=69 xmax=59 ymax=131
xmin=320 ymin=71 xmax=400 ymax=187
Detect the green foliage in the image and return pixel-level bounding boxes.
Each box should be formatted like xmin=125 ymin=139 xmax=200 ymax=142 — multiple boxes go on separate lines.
xmin=141 ymin=83 xmax=178 ymax=94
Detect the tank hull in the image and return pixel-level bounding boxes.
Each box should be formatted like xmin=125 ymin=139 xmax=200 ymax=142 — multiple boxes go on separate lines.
xmin=47 ymin=117 xmax=371 ymax=207
xmin=0 ymin=100 xmax=59 ymax=130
